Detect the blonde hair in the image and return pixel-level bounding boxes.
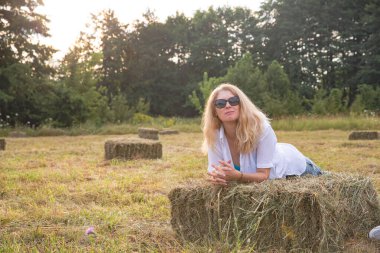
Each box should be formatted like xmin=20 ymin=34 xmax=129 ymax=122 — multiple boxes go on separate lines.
xmin=201 ymin=83 xmax=269 ymax=154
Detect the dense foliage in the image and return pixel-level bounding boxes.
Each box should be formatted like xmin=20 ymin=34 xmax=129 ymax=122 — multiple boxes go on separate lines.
xmin=1 ymin=0 xmax=379 ymax=127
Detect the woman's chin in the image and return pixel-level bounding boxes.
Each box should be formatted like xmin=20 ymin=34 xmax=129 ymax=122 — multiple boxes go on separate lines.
xmin=221 ymin=116 xmax=238 ymax=123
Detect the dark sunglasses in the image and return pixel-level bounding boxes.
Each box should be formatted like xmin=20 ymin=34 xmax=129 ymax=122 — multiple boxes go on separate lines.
xmin=214 ymin=96 xmax=240 ymax=109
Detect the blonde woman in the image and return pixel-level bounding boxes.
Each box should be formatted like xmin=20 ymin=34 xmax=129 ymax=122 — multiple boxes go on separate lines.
xmin=203 ymin=83 xmax=322 ymax=185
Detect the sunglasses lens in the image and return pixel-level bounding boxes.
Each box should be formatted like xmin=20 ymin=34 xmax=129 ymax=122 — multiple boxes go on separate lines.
xmin=228 ymin=96 xmax=240 ymax=106
xmin=215 ymin=99 xmax=227 ymax=108
xmin=214 ymin=96 xmax=240 ymax=108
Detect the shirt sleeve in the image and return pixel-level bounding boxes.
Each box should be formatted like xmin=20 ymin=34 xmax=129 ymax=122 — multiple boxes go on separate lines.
xmin=207 ymin=129 xmax=224 ymax=172
xmin=256 ymin=123 xmax=277 ymax=169
xmin=207 ymin=144 xmax=222 ymax=173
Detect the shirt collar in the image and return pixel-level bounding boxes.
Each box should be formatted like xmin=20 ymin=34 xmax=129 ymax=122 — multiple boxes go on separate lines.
xmin=219 ymin=125 xmax=225 ymax=142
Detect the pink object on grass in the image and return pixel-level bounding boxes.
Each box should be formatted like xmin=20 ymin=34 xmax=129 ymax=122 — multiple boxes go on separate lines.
xmin=85 ymin=226 xmax=95 ymax=235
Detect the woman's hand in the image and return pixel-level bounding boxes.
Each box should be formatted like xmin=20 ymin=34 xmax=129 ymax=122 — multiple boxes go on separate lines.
xmin=207 ymin=170 xmax=228 ymax=186
xmin=207 ymin=160 xmax=242 ymax=186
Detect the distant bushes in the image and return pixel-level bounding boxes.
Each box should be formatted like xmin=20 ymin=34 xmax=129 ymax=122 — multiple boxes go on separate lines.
xmin=0 ymin=115 xmax=378 ymax=137
xmin=189 ymin=54 xmax=380 ymax=118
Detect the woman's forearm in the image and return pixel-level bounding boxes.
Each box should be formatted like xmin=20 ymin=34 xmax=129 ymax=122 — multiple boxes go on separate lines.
xmin=239 ymin=168 xmax=270 ymax=183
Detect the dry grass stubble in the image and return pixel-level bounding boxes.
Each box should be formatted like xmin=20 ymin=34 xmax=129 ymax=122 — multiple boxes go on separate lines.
xmin=0 ymin=131 xmax=379 ymax=252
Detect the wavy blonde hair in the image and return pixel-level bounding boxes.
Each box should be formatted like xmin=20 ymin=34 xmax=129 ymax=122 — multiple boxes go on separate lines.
xmin=201 ymin=83 xmax=268 ymax=154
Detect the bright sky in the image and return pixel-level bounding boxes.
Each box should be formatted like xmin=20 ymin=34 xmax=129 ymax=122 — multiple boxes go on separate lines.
xmin=37 ymin=0 xmax=264 ymax=60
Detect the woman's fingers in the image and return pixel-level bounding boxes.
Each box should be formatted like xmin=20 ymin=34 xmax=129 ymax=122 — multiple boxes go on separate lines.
xmin=214 ymin=176 xmax=227 ymax=184
xmin=212 ymin=160 xmax=240 ymax=181
xmin=211 ymin=165 xmax=226 ymax=177
xmin=207 ymin=177 xmax=227 ymax=185
xmin=207 ymin=171 xmax=228 ymax=186
xmin=207 ymin=171 xmax=221 ymax=179
xmin=209 ymin=160 xmax=239 ymax=183
xmin=218 ymin=160 xmax=233 ymax=170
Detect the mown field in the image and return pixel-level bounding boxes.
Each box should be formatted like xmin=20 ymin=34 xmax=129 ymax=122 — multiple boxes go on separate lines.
xmin=1 ymin=128 xmax=380 ymax=252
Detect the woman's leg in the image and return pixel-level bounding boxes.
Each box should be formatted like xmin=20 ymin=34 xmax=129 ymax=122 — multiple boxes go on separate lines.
xmin=301 ymin=157 xmax=323 ymax=176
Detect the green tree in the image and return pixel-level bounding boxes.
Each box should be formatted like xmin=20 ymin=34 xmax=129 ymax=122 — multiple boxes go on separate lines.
xmin=223 ymin=53 xmax=266 ymax=107
xmin=93 ymin=10 xmax=129 ymax=102
xmin=50 ymin=85 xmax=88 ymax=127
xmin=0 ymin=0 xmax=55 ymax=125
xmin=311 ymin=88 xmax=346 ymax=115
xmin=125 ymin=11 xmax=185 ymax=116
xmin=356 ymin=84 xmax=380 ymax=112
xmin=0 ymin=63 xmax=55 ymax=126
xmin=187 ymin=7 xmax=230 ymax=79
xmin=0 ymin=0 xmax=55 ymax=72
xmin=312 ymin=89 xmax=328 ymax=115
xmin=189 ymin=72 xmax=224 ymax=114
xmin=109 ymin=94 xmax=133 ymax=123
xmin=187 ymin=7 xmax=258 ymax=80
xmin=189 ymin=54 xmax=303 ymax=116
xmin=261 ymin=60 xmax=304 ymax=116
xmin=265 ymin=60 xmax=290 ymax=99
xmin=256 ymin=0 xmax=373 ymax=108
xmin=324 ymin=88 xmax=345 ymax=114
xmin=58 ymin=39 xmax=111 ymax=125
xmin=359 ymin=0 xmax=380 ymax=87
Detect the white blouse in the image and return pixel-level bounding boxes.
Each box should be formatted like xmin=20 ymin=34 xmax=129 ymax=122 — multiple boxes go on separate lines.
xmin=207 ymin=121 xmax=307 ymax=179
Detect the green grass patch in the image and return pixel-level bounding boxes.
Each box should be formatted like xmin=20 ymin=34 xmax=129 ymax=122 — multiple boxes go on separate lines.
xmin=1 ymin=115 xmax=378 ymax=137
xmin=271 ymin=115 xmax=380 ymax=131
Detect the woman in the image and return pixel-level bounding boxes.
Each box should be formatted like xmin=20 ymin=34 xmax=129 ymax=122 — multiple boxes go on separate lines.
xmin=203 ymin=83 xmax=322 ymax=185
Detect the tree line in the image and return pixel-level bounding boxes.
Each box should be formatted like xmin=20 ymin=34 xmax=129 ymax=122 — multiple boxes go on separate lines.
xmin=0 ymin=0 xmax=379 ymax=128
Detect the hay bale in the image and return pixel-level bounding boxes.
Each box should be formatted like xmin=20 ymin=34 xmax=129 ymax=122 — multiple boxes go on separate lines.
xmin=138 ymin=128 xmax=159 ymax=140
xmin=348 ymin=131 xmax=379 ymax=140
xmin=159 ymin=129 xmax=179 ymax=135
xmin=0 ymin=139 xmax=5 ymax=150
xmin=168 ymin=173 xmax=380 ymax=252
xmin=104 ymin=138 xmax=162 ymax=160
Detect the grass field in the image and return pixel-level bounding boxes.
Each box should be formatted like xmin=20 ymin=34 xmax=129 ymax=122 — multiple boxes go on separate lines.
xmin=0 ymin=129 xmax=380 ymax=252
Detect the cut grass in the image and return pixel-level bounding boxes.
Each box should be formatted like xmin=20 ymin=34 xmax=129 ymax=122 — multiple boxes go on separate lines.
xmin=0 ymin=130 xmax=379 ymax=252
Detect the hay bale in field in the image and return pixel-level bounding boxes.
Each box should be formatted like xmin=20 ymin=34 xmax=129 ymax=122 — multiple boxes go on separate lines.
xmin=138 ymin=127 xmax=159 ymax=140
xmin=104 ymin=138 xmax=162 ymax=160
xmin=348 ymin=131 xmax=379 ymax=140
xmin=168 ymin=173 xmax=380 ymax=252
xmin=159 ymin=129 xmax=179 ymax=135
xmin=0 ymin=139 xmax=5 ymax=150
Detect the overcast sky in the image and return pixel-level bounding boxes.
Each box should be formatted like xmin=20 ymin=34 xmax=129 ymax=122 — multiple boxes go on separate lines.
xmin=36 ymin=0 xmax=264 ymax=60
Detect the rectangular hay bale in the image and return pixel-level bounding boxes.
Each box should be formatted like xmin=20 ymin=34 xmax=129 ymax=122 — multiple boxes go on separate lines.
xmin=159 ymin=129 xmax=179 ymax=135
xmin=105 ymin=138 xmax=162 ymax=160
xmin=168 ymin=173 xmax=380 ymax=252
xmin=138 ymin=127 xmax=159 ymax=140
xmin=349 ymin=131 xmax=379 ymax=140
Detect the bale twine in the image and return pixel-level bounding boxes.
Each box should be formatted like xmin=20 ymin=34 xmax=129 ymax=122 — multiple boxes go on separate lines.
xmin=348 ymin=131 xmax=379 ymax=140
xmin=159 ymin=129 xmax=179 ymax=135
xmin=168 ymin=173 xmax=380 ymax=252
xmin=0 ymin=139 xmax=5 ymax=150
xmin=138 ymin=128 xmax=159 ymax=140
xmin=104 ymin=138 xmax=162 ymax=160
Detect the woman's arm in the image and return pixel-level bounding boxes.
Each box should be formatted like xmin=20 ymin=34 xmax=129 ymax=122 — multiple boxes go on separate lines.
xmin=210 ymin=160 xmax=270 ymax=185
xmin=239 ymin=168 xmax=270 ymax=183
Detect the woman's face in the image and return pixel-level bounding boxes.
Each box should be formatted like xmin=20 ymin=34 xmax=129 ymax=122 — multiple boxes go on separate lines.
xmin=214 ymin=89 xmax=240 ymax=123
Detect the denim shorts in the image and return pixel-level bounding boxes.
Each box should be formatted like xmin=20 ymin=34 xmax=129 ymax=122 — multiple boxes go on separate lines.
xmin=301 ymin=157 xmax=323 ymax=176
